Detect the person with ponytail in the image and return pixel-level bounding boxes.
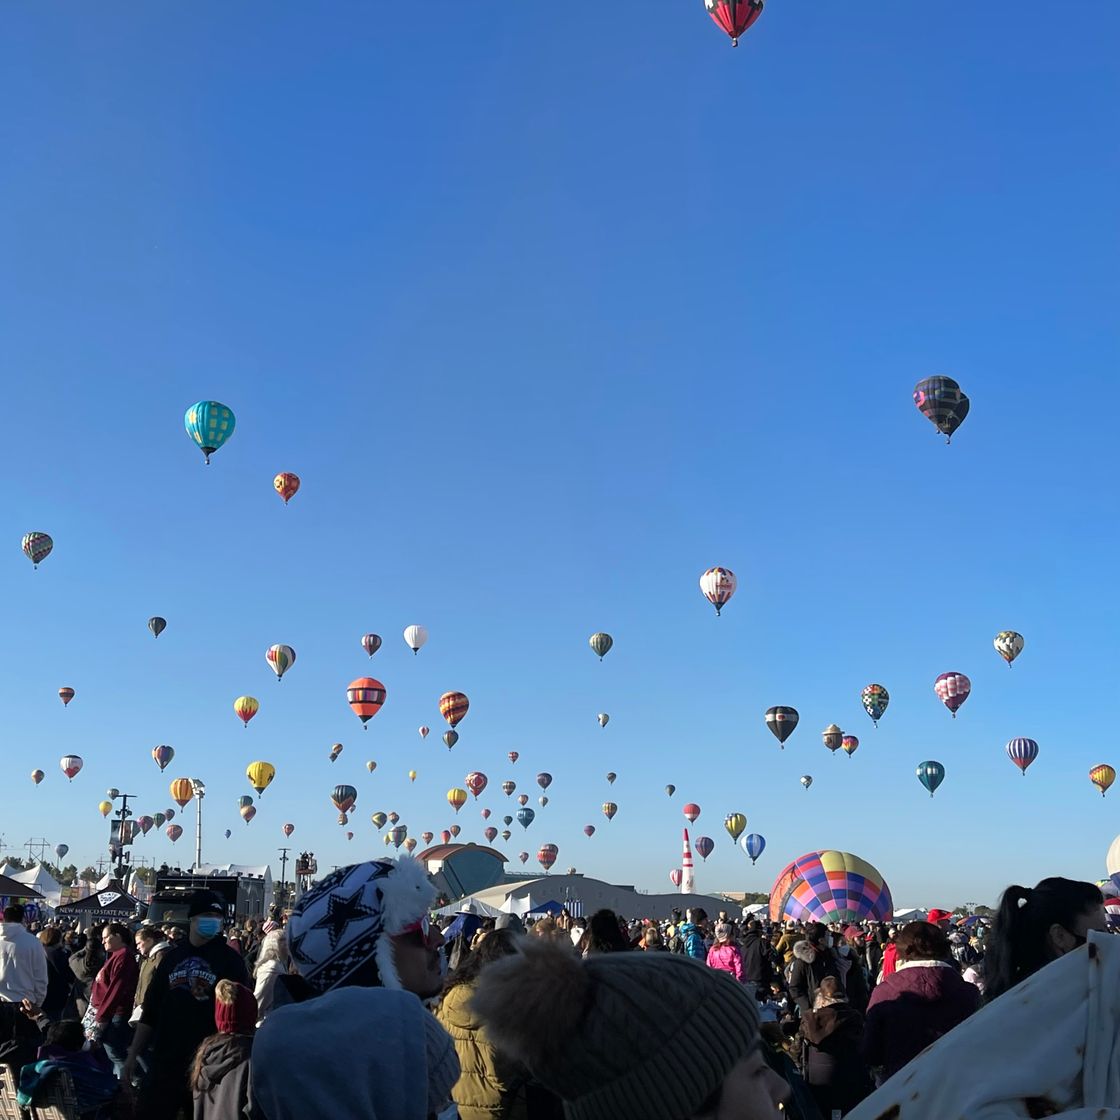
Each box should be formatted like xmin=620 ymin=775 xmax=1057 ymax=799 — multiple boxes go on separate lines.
xmin=983 ymin=878 xmax=1107 ymax=1003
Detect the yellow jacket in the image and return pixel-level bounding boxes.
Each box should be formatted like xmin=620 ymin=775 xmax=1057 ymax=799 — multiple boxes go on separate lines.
xmin=775 ymin=931 xmax=799 ymax=966
xmin=436 ymin=981 xmax=528 ymax=1120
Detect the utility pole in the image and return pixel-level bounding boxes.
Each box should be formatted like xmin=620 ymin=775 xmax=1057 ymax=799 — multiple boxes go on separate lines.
xmin=109 ymin=794 xmax=137 ymax=881
xmin=277 ymin=847 xmax=290 ymax=911
xmin=24 ymin=838 xmax=50 ymax=864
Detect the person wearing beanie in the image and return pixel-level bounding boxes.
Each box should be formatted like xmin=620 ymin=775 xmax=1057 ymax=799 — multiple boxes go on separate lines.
xmin=190 ymin=980 xmax=258 ymax=1120
xmin=469 ymin=938 xmax=790 ymax=1120
xmin=706 ymin=923 xmax=745 ymax=983
xmin=252 ymin=987 xmax=459 ymax=1120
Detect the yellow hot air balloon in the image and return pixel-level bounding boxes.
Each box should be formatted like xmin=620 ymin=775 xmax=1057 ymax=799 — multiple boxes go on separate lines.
xmin=1090 ymin=764 xmax=1116 ymax=797
xmin=408 ymin=770 xmax=417 ymax=783
xmin=724 ymin=812 xmax=747 ymax=842
xmin=233 ymin=696 xmax=260 ymax=728
xmin=247 ymin=761 xmax=276 ymax=795
xmin=447 ymin=788 xmax=468 ymax=814
xmin=169 ymin=778 xmax=194 ymax=808
xmin=98 ymin=800 xmax=113 ymax=818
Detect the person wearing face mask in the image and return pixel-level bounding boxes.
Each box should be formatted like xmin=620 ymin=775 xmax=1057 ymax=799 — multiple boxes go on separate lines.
xmin=123 ymin=891 xmax=248 ymax=1119
xmin=982 ymin=877 xmax=1107 ymax=1003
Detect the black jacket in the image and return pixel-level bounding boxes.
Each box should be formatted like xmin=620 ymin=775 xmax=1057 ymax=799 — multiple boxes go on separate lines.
xmin=741 ymin=929 xmax=774 ymax=989
xmin=800 ymin=1001 xmax=872 ymax=1112
xmin=789 ymin=941 xmax=841 ymax=1013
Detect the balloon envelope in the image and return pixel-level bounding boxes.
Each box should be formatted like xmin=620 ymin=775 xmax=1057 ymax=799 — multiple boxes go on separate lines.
xmin=994 ymin=630 xmax=1025 ymax=666
xmin=683 ymin=803 xmax=700 ymax=823
xmin=861 ymin=684 xmax=889 ymax=724
xmin=169 ymin=778 xmax=194 ymax=808
xmin=742 ymin=833 xmax=766 ymax=863
xmin=602 ymin=802 xmax=617 ymax=821
xmin=589 ymin=632 xmax=613 ymax=659
xmin=537 ymin=844 xmax=558 ymax=871
xmin=724 ymin=813 xmax=746 ymax=842
xmin=765 ymin=707 xmax=799 ymax=747
xmin=348 ymin=678 xmax=387 ymax=726
xmin=266 ymin=644 xmax=296 ymax=680
xmin=1091 ymin=765 xmax=1116 ymax=797
xmin=583 ymin=825 xmax=596 ymax=838
xmin=913 ymin=376 xmax=969 ymax=441
xmin=536 ymin=773 xmax=552 ymax=790
xmin=669 ymin=869 xmax=683 ymax=887
xmin=439 ymin=692 xmax=469 ymax=728
xmin=22 ymin=532 xmax=53 ymax=567
xmin=465 ymin=772 xmax=488 ymax=798
xmin=516 ymin=808 xmax=535 ymax=829
xmin=934 ymin=672 xmax=971 ymax=716
xmin=597 ymin=713 xmax=609 ymax=727
xmin=31 ymin=770 xmax=44 ymax=785
xmin=282 ymin=823 xmax=295 ymax=837
xmin=704 ymin=0 xmax=764 ymax=45
xmin=699 ymin=567 xmax=737 ymax=615
xmin=769 ymin=850 xmax=893 ymax=924
xmin=403 ymin=625 xmax=429 ymax=653
xmin=361 ymin=633 xmax=382 ymax=658
xmin=694 ymin=836 xmax=714 ymax=861
xmin=273 ymin=472 xmax=300 ymax=504
xmin=60 ymin=755 xmax=83 ymax=781
xmin=184 ymin=401 xmax=236 ymax=463
xmin=447 ymin=788 xmax=468 ymax=813
xmin=234 ymin=696 xmax=260 ymax=727
xmin=1006 ymin=737 xmax=1039 ymax=775
xmin=917 ymin=760 xmax=946 ymax=797
xmin=58 ymin=687 xmax=75 ymax=707
xmin=247 ymin=761 xmax=276 ymax=795
xmin=166 ymin=824 xmax=183 ymax=842
xmin=331 ymin=785 xmax=358 ymax=813
xmin=152 ymin=745 xmax=175 ymax=772
xmin=148 ymin=616 xmax=167 ymax=638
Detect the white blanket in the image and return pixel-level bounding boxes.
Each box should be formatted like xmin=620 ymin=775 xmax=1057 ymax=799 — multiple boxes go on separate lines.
xmin=848 ymin=930 xmax=1120 ymax=1119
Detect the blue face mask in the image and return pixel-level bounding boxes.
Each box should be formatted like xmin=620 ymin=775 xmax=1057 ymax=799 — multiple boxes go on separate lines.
xmin=195 ymin=916 xmax=222 ymax=939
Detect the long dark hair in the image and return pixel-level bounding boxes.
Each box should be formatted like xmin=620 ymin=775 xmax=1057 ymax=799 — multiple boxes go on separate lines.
xmin=443 ymin=928 xmax=521 ymax=993
xmin=984 ymin=878 xmax=1103 ymax=1002
xmin=576 ymin=909 xmax=630 ymax=955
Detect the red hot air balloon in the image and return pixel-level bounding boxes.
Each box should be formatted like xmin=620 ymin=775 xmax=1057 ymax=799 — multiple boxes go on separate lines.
xmin=440 ymin=830 xmax=452 ymax=844
xmin=273 ymin=472 xmax=300 ymax=504
xmin=484 ymin=826 xmax=498 ymax=842
xmin=694 ymin=836 xmax=715 ymax=861
xmin=683 ymin=803 xmax=701 ymax=824
xmin=348 ymin=678 xmax=387 ymax=728
xmin=466 ymin=772 xmax=488 ymax=799
xmin=166 ymin=824 xmax=183 ymax=842
xmin=669 ymin=869 xmax=683 ymax=888
xmin=31 ymin=769 xmax=45 ymax=785
xmin=508 ymin=751 xmax=519 ymax=764
xmin=421 ymin=832 xmax=434 ymax=845
xmin=60 ymin=756 xmax=84 ymax=781
xmin=58 ymin=687 xmax=75 ymax=707
xmin=361 ymin=633 xmax=382 ymax=658
xmin=934 ymin=672 xmax=971 ymax=717
xmin=704 ymin=0 xmax=764 ymax=47
xmin=419 ymin=726 xmax=430 ymax=739
xmin=584 ymin=825 xmax=596 ymax=838
xmin=282 ymin=823 xmax=295 ymax=837
xmin=537 ymin=844 xmax=558 ymax=872
xmin=481 ymin=808 xmax=491 ymax=821
xmin=439 ymin=692 xmax=470 ymax=728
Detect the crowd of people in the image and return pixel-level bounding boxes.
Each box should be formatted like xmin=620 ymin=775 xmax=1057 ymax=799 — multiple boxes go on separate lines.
xmin=0 ymin=868 xmax=1113 ymax=1119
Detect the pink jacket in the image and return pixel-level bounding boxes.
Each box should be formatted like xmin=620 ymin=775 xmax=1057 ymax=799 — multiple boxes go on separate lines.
xmin=706 ymin=942 xmax=744 ymax=982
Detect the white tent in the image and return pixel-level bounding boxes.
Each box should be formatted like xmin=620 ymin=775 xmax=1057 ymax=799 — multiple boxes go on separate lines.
xmin=0 ymin=863 xmax=63 ymax=908
xmin=893 ymin=907 xmax=928 ymax=922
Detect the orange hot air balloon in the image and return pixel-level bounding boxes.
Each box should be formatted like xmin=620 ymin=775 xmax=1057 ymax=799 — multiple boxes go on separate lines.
xmin=234 ymin=696 xmax=259 ymax=727
xmin=447 ymin=788 xmax=468 ymax=814
xmin=348 ymin=678 xmax=387 ymax=728
xmin=439 ymin=692 xmax=469 ymax=728
xmin=1090 ymin=764 xmax=1116 ymax=797
xmin=274 ymin=472 xmax=300 ymax=504
xmin=58 ymin=687 xmax=75 ymax=707
xmin=169 ymin=778 xmax=194 ymax=808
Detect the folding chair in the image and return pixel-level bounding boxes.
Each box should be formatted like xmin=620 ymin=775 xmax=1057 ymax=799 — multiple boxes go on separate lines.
xmin=0 ymin=1067 xmax=24 ymax=1120
xmin=27 ymin=1068 xmax=80 ymax=1120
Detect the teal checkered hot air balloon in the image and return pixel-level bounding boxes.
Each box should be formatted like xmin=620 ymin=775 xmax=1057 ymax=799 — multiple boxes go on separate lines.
xmin=184 ymin=401 xmax=236 ymax=464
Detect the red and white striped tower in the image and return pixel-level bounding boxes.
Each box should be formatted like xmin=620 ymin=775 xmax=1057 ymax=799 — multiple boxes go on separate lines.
xmin=681 ymin=828 xmax=695 ymax=894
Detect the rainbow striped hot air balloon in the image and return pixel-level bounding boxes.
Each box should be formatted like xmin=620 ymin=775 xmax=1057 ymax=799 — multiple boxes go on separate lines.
xmin=439 ymin=692 xmax=470 ymax=729
xmin=769 ymin=850 xmax=893 ymax=925
xmin=22 ymin=532 xmax=53 ymax=568
xmin=266 ymin=644 xmax=296 ymax=681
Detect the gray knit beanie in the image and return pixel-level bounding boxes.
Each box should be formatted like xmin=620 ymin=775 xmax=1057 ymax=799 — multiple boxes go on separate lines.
xmin=468 ymin=940 xmax=759 ymax=1120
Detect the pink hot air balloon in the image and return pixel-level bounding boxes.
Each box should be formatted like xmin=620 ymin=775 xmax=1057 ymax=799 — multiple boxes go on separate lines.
xmin=481 ymin=808 xmax=492 ymax=821
xmin=440 ymin=830 xmax=452 ymax=844
xmin=518 ymin=852 xmax=529 ymax=864
xmin=669 ymin=869 xmax=683 ymax=888
xmin=166 ymin=824 xmax=183 ymax=842
xmin=282 ymin=823 xmax=295 ymax=837
xmin=421 ymin=831 xmax=434 ymax=845
xmin=584 ymin=825 xmax=596 ymax=838
xmin=466 ymin=772 xmax=488 ymax=799
xmin=508 ymin=751 xmax=519 ymax=764
xmin=484 ymin=826 xmax=498 ymax=842
xmin=537 ymin=843 xmax=558 ymax=872
xmin=683 ymin=803 xmax=701 ymax=824
xmin=934 ymin=671 xmax=971 ymax=716
xmin=136 ymin=815 xmax=154 ymax=836
xmin=694 ymin=836 xmax=715 ymax=861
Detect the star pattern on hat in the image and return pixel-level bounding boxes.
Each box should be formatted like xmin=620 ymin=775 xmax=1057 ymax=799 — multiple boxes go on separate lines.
xmin=288 ymin=927 xmax=311 ymax=965
xmin=310 ymin=885 xmax=378 ymax=949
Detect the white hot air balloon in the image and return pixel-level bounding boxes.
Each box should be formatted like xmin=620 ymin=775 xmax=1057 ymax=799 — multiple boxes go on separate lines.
xmin=403 ymin=625 xmax=428 ymax=655
xmin=699 ymin=567 xmax=738 ymax=616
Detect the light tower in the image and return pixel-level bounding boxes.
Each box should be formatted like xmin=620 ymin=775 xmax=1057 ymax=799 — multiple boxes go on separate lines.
xmin=190 ymin=779 xmax=206 ymax=869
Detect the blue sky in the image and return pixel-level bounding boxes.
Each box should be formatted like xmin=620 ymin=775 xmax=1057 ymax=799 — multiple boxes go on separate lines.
xmin=2 ymin=2 xmax=1117 ymax=907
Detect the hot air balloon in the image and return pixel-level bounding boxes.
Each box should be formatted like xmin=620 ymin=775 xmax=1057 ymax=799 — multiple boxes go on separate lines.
xmin=371 ymin=812 xmax=387 ymax=829
xmin=31 ymin=770 xmax=44 ymax=785
xmin=98 ymin=800 xmax=112 ymax=818
xmin=583 ymin=825 xmax=596 ymax=838
xmin=517 ymin=794 xmax=529 ymax=806
xmin=403 ymin=625 xmax=429 ymax=655
xmin=475 ymin=826 xmax=493 ymax=843
xmin=699 ymin=567 xmax=737 ymax=615
xmin=22 ymin=532 xmax=53 ymax=568
xmin=769 ymin=850 xmax=893 ymax=924
xmin=800 ymin=775 xmax=813 ymax=790
xmin=841 ymin=734 xmax=859 ymax=758
xmin=669 ymin=869 xmax=683 ymax=888
xmin=58 ymin=687 xmax=75 ymax=707
xmin=153 ymin=813 xmax=166 ymax=829
xmin=536 ymin=773 xmax=553 ymax=790
xmin=1090 ymin=765 xmax=1116 ymax=797
xmin=481 ymin=809 xmax=492 ymax=821
xmin=407 ymin=770 xmax=417 ymax=783
xmin=665 ymin=784 xmax=676 ymax=797
xmin=466 ymin=772 xmax=488 ymax=799
xmin=994 ymin=631 xmax=1025 ymax=667
xmin=518 ymin=852 xmax=529 ymax=864
xmin=822 ymin=724 xmax=843 ymax=754
xmin=247 ymin=761 xmax=276 ymax=795
xmin=442 ymin=731 xmax=459 ymax=751
xmin=500 ymin=830 xmax=511 ymax=842
xmin=340 ymin=813 xmax=351 ymax=826
xmin=517 ymin=807 xmax=535 ymax=829
xmin=694 ymin=836 xmax=715 ymax=861
xmin=913 ymin=376 xmax=970 ymax=443
xmin=234 ymin=696 xmax=260 ymax=728
xmin=742 ymin=833 xmax=766 ymax=864
xmin=240 ymin=805 xmax=256 ymax=824
xmin=60 ymin=756 xmax=83 ymax=781
xmin=597 ymin=713 xmax=609 ymax=728
xmin=605 ymin=773 xmax=616 ymax=785
xmin=934 ymin=672 xmax=971 ymax=717
xmin=365 ymin=760 xmax=376 ymax=773
xmin=447 ymin=788 xmax=468 ymax=814
xmin=1006 ymin=737 xmax=1039 ymax=776
xmin=703 ymin=0 xmax=764 ymax=47
xmin=164 ymin=808 xmax=176 ymax=821
xmin=225 ymin=829 xmax=233 ymax=839
xmin=388 ymin=812 xmax=400 ymax=825
xmin=106 ymin=788 xmax=120 ymax=800
xmin=53 ymin=843 xmax=69 ymax=862
xmin=238 ymin=796 xmax=254 ymax=811
xmin=724 ymin=813 xmax=746 ymax=842
xmin=347 ymin=678 xmax=387 ymax=728
xmin=331 ymin=785 xmax=357 ymax=814
xmin=602 ymin=802 xmax=618 ymax=821
xmin=360 ymin=633 xmax=383 ymax=659
xmin=589 ymin=633 xmax=613 ymax=660
xmin=184 ymin=401 xmax=236 ymax=463
xmin=538 ymin=844 xmax=558 ymax=872
xmin=917 ymin=761 xmax=945 ymax=797
xmin=329 ymin=744 xmax=342 ymax=763
xmin=282 ymin=823 xmax=295 ymax=837
xmin=683 ymin=803 xmax=701 ymax=823
xmin=538 ymin=796 xmax=549 ymax=807
xmin=449 ymin=825 xmax=461 ymax=838
xmin=764 ymin=707 xmax=799 ymax=749
xmin=266 ymin=644 xmax=296 ymax=681
xmin=166 ymin=824 xmax=183 ymax=842
xmin=151 ymin=745 xmax=174 ymax=772
xmin=507 ymin=751 xmax=519 ymax=764
xmin=439 ymin=692 xmax=469 ymax=729
xmin=421 ymin=832 xmax=434 ymax=845
xmin=861 ymin=684 xmax=889 ymax=725
xmin=148 ymin=616 xmax=167 ymax=638
xmin=404 ymin=837 xmax=417 ymax=854
xmin=501 ymin=781 xmax=516 ymax=798
xmin=137 ymin=816 xmax=154 ymax=836
xmin=274 ymin=472 xmax=300 ymax=504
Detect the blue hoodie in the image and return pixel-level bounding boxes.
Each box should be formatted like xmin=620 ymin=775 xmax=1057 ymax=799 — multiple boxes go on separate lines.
xmin=677 ymin=922 xmax=706 ymax=961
